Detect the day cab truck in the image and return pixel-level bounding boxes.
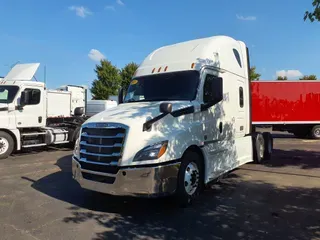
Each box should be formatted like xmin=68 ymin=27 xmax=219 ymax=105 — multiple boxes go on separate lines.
xmin=0 ymin=63 xmax=88 ymax=159
xmin=72 ymin=35 xmax=273 ymax=205
xmin=252 ymin=81 xmax=320 ymax=139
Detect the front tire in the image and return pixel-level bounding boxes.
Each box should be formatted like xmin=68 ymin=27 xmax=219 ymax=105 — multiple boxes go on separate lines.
xmin=0 ymin=131 xmax=14 ymax=160
xmin=175 ymin=150 xmax=204 ymax=207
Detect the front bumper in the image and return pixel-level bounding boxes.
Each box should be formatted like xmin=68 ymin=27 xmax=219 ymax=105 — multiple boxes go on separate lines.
xmin=72 ymin=157 xmax=181 ymax=197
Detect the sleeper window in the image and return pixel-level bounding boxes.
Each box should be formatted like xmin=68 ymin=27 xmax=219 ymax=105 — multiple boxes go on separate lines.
xmin=239 ymin=87 xmax=244 ymax=108
xmin=233 ymin=49 xmax=242 ymax=68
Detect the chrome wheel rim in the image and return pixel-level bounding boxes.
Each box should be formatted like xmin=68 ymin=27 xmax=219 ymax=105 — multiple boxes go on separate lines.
xmin=259 ymin=139 xmax=264 ymax=158
xmin=184 ymin=162 xmax=199 ymax=195
xmin=314 ymin=128 xmax=320 ymax=138
xmin=0 ymin=137 xmax=9 ymax=155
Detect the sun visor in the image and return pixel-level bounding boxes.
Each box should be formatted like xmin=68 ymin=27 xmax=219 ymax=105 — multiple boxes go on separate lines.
xmin=4 ymin=63 xmax=40 ymax=81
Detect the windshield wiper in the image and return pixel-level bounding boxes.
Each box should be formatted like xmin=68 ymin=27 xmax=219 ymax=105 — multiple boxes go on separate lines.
xmin=125 ymin=98 xmax=137 ymax=103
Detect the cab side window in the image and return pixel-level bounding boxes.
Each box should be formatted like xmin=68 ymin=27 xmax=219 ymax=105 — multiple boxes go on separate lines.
xmin=24 ymin=88 xmax=41 ymax=105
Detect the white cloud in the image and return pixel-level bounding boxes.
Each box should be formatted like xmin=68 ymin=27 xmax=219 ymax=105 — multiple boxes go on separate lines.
xmin=105 ymin=5 xmax=116 ymax=11
xmin=236 ymin=14 xmax=257 ymax=21
xmin=116 ymin=0 xmax=125 ymax=6
xmin=69 ymin=6 xmax=92 ymax=18
xmin=276 ymin=70 xmax=303 ymax=79
xmin=88 ymin=49 xmax=106 ymax=62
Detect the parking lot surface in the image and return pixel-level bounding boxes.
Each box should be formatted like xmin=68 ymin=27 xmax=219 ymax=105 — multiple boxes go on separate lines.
xmin=0 ymin=133 xmax=319 ymax=240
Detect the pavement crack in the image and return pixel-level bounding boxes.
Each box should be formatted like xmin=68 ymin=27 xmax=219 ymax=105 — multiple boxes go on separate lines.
xmin=31 ymin=218 xmax=63 ymax=232
xmin=4 ymin=224 xmax=41 ymax=240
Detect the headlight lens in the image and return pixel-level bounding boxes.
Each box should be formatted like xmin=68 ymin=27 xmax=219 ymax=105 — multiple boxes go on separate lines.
xmin=133 ymin=141 xmax=168 ymax=162
xmin=73 ymin=138 xmax=80 ymax=159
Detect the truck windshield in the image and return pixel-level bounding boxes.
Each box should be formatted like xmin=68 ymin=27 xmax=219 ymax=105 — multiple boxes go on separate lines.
xmin=124 ymin=70 xmax=200 ymax=103
xmin=0 ymin=85 xmax=19 ymax=104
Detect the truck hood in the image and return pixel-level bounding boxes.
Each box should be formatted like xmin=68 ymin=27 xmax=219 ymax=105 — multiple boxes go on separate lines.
xmin=0 ymin=103 xmax=8 ymax=111
xmin=82 ymin=101 xmax=197 ymax=165
xmin=85 ymin=101 xmax=194 ymax=127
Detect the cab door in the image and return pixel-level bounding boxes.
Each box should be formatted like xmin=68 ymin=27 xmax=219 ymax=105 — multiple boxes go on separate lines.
xmin=15 ymin=87 xmax=46 ymax=128
xmin=200 ymin=69 xmax=227 ymax=178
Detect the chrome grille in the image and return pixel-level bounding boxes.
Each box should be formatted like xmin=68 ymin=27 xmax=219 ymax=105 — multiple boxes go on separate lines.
xmin=79 ymin=123 xmax=127 ymax=166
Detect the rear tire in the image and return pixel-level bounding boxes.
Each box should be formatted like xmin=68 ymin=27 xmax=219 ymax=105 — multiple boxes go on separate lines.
xmin=310 ymin=125 xmax=320 ymax=139
xmin=175 ymin=150 xmax=204 ymax=207
xmin=252 ymin=132 xmax=265 ymax=164
xmin=262 ymin=132 xmax=273 ymax=160
xmin=0 ymin=131 xmax=14 ymax=160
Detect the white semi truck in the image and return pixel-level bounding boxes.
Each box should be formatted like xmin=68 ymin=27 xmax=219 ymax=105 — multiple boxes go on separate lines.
xmin=72 ymin=35 xmax=273 ymax=205
xmin=0 ymin=63 xmax=88 ymax=159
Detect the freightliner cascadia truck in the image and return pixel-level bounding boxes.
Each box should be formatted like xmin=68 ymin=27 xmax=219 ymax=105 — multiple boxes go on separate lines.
xmin=72 ymin=35 xmax=273 ymax=205
xmin=251 ymin=81 xmax=320 ymax=139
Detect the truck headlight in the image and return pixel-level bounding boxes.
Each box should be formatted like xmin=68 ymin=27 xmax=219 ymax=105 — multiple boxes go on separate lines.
xmin=133 ymin=141 xmax=168 ymax=162
xmin=73 ymin=138 xmax=80 ymax=159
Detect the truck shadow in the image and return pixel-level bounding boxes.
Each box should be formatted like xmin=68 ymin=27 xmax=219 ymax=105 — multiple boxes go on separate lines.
xmin=12 ymin=145 xmax=71 ymax=157
xmin=263 ymin=149 xmax=320 ymax=169
xmin=23 ymin=154 xmax=320 ymax=240
xmin=271 ymin=133 xmax=294 ymax=139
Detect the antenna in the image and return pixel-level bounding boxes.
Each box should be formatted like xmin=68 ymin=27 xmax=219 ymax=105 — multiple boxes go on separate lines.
xmin=44 ymin=65 xmax=47 ymax=84
xmin=7 ymin=61 xmax=20 ymax=69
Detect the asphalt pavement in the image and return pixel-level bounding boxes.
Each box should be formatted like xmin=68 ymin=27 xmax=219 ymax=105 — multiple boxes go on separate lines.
xmin=0 ymin=133 xmax=319 ymax=240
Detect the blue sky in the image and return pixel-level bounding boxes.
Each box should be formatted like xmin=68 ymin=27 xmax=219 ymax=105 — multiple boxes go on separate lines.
xmin=0 ymin=0 xmax=319 ymax=96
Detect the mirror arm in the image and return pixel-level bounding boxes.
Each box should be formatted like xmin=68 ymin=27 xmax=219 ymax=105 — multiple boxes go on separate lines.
xmin=201 ymin=102 xmax=214 ymax=111
xmin=142 ymin=113 xmax=168 ymax=132
xmin=118 ymin=88 xmax=124 ymax=104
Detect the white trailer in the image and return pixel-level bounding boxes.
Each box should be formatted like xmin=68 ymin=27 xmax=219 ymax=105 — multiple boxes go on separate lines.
xmin=86 ymin=100 xmax=118 ymax=117
xmin=72 ymin=35 xmax=273 ymax=206
xmin=0 ymin=63 xmax=89 ymax=159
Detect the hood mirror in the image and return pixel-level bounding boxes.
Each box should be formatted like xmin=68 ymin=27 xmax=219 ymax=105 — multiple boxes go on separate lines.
xmin=160 ymin=102 xmax=172 ymax=114
xmin=20 ymin=91 xmax=29 ymax=106
xmin=118 ymin=88 xmax=124 ymax=104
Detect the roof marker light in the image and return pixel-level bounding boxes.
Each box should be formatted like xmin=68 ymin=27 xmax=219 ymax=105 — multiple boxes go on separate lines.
xmin=191 ymin=63 xmax=195 ymax=69
xmin=152 ymin=68 xmax=156 ymax=73
xmin=164 ymin=66 xmax=168 ymax=72
xmin=158 ymin=67 xmax=162 ymax=72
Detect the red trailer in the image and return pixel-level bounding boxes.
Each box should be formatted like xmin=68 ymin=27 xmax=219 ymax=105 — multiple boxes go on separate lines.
xmin=251 ymin=81 xmax=320 ymax=139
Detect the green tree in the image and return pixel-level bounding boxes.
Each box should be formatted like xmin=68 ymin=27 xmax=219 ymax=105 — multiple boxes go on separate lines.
xmin=277 ymin=76 xmax=288 ymax=80
xmin=120 ymin=62 xmax=139 ymax=91
xmin=90 ymin=59 xmax=121 ymax=100
xmin=249 ymin=66 xmax=261 ymax=81
xmin=304 ymin=0 xmax=320 ymax=22
xmin=299 ymin=75 xmax=317 ymax=80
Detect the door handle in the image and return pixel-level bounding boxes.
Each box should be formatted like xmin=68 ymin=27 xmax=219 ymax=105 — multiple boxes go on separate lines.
xmin=219 ymin=122 xmax=222 ymax=134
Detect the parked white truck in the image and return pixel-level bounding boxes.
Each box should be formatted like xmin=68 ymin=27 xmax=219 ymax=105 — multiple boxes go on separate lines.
xmin=72 ymin=35 xmax=273 ymax=205
xmin=0 ymin=63 xmax=88 ymax=159
xmin=86 ymin=99 xmax=118 ymax=117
